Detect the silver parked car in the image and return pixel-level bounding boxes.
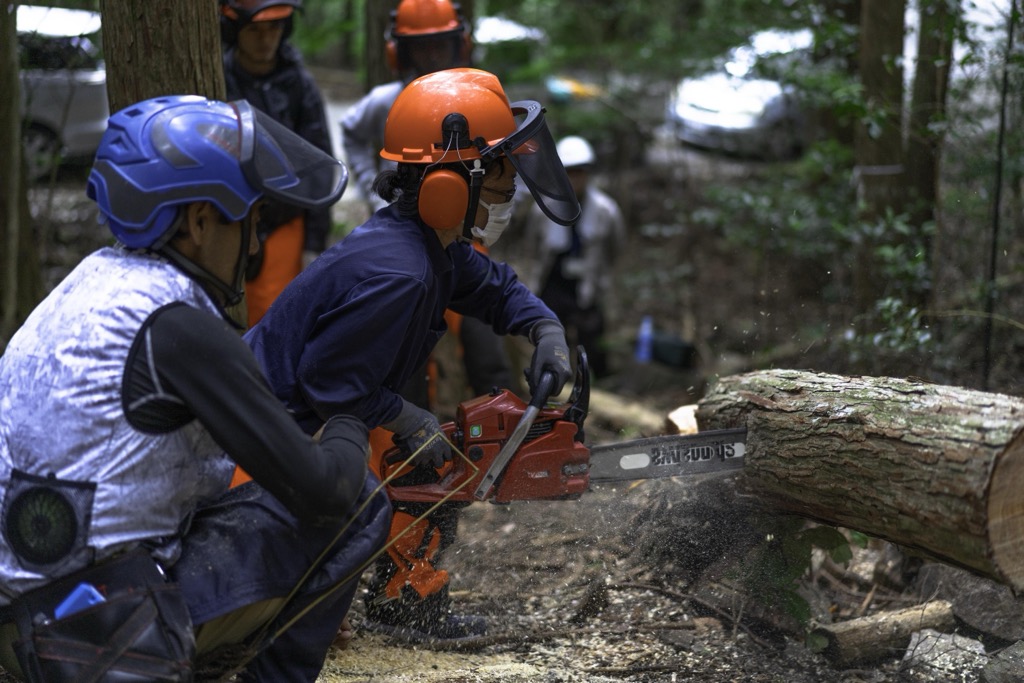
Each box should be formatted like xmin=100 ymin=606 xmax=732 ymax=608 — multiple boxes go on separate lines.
xmin=666 ymin=29 xmax=813 ymax=161
xmin=18 ymin=5 xmax=109 ymax=180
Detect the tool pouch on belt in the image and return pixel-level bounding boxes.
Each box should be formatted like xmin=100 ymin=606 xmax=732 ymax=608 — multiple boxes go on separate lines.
xmin=9 ymin=547 xmax=195 ymax=683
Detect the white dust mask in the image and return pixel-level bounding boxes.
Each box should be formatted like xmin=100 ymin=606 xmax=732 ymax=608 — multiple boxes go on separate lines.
xmin=471 ymin=199 xmax=514 ymax=247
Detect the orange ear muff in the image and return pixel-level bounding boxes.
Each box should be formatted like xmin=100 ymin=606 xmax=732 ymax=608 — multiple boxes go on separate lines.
xmin=385 ymin=39 xmax=398 ymax=73
xmin=418 ymin=169 xmax=469 ymax=230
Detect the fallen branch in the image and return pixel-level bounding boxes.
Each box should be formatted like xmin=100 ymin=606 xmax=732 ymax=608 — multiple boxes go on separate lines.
xmin=416 ymin=620 xmax=697 ymax=652
xmin=810 ymin=600 xmax=955 ymax=667
xmin=611 ymin=581 xmax=779 ymax=650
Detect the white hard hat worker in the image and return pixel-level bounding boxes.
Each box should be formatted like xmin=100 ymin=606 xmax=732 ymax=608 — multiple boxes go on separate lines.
xmin=556 ymin=135 xmax=596 ymax=169
xmin=556 ymin=135 xmax=596 ymax=198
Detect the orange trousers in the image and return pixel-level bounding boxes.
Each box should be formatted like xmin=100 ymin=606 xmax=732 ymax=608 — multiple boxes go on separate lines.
xmin=367 ymin=426 xmax=454 ymax=601
xmin=246 ymin=216 xmax=304 ymax=327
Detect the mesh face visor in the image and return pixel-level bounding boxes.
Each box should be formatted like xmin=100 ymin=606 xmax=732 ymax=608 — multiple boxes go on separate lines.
xmin=480 ymin=101 xmax=580 ymax=226
xmin=233 ymin=100 xmax=348 ymax=210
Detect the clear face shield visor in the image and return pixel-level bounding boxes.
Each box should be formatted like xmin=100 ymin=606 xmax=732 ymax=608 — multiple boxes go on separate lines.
xmin=476 ymin=101 xmax=581 ymax=227
xmin=232 ymin=100 xmax=348 ymax=212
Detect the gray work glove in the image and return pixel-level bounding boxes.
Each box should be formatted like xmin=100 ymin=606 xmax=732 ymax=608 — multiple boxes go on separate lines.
xmin=382 ymin=399 xmax=451 ymax=469
xmin=527 ymin=319 xmax=573 ymax=396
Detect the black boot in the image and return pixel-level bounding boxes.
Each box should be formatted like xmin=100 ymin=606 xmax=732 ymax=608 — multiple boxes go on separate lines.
xmin=364 ymin=581 xmax=486 ymax=643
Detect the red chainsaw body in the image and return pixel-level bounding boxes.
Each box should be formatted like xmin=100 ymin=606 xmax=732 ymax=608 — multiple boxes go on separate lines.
xmin=382 ymin=387 xmax=591 ymax=504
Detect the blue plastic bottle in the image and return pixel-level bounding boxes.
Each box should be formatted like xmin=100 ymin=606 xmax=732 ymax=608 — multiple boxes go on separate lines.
xmin=635 ymin=316 xmax=653 ymax=363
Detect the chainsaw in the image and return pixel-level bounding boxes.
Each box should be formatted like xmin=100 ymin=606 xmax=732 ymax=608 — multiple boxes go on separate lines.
xmin=381 ymin=348 xmax=747 ymax=504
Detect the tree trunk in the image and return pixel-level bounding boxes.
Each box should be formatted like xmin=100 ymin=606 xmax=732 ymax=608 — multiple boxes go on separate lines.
xmin=99 ymin=0 xmax=225 ymax=112
xmin=0 ymin=2 xmax=43 ymax=350
xmin=853 ymin=0 xmax=907 ymax=313
xmin=1 ymin=0 xmax=20 ymax=346
xmin=813 ymin=0 xmax=861 ymax=147
xmin=695 ymin=369 xmax=1024 ymax=592
xmin=364 ymin=1 xmax=391 ymax=90
xmin=906 ymin=0 xmax=955 ymax=250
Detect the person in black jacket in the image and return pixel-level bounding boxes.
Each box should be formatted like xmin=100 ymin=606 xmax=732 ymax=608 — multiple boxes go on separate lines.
xmin=220 ymin=0 xmax=335 ymax=326
xmin=0 ymin=95 xmax=389 ymax=682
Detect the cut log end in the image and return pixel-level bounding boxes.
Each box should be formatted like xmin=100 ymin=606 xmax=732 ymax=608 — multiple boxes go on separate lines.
xmin=988 ymin=430 xmax=1024 ymax=592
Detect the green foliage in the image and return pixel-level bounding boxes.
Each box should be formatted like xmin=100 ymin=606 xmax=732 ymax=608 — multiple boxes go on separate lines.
xmin=738 ymin=518 xmax=854 ymax=626
xmin=739 ymin=519 xmax=854 ymax=626
xmin=693 ymin=139 xmax=858 ymax=264
xmin=484 ymin=0 xmax=810 ymax=78
xmin=291 ymin=14 xmax=358 ymax=61
xmin=805 ymin=629 xmax=830 ymax=653
xmin=844 ymin=297 xmax=936 ymax=368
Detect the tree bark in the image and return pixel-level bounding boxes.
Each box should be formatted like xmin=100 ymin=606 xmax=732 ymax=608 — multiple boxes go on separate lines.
xmin=1 ymin=3 xmax=44 ymax=350
xmin=364 ymin=1 xmax=391 ymax=90
xmin=906 ymin=0 xmax=955 ymax=251
xmin=811 ymin=600 xmax=955 ymax=667
xmin=99 ymin=0 xmax=225 ymax=112
xmin=853 ymin=0 xmax=907 ymax=313
xmin=695 ymin=369 xmax=1024 ymax=592
xmin=1 ymin=0 xmax=20 ymax=346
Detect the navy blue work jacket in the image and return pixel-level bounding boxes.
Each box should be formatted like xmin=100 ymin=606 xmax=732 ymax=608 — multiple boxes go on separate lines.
xmin=245 ymin=205 xmax=557 ymax=434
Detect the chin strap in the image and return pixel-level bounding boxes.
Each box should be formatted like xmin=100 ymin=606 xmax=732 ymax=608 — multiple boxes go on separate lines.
xmin=156 ymin=235 xmax=249 ymax=330
xmin=461 ymin=159 xmax=485 ymax=241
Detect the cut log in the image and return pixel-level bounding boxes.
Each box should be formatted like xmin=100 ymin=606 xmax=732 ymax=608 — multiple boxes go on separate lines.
xmin=811 ymin=600 xmax=956 ymax=667
xmin=588 ymin=387 xmax=670 ymax=435
xmin=695 ymin=370 xmax=1024 ymax=591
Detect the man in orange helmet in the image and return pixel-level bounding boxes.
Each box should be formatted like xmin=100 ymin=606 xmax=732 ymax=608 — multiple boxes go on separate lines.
xmin=247 ymin=68 xmax=581 ymax=642
xmin=220 ymin=0 xmax=335 ymax=326
xmin=341 ymin=0 xmax=514 ymax=413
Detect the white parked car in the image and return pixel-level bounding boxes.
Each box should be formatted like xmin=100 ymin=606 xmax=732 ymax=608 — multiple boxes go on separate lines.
xmin=666 ymin=29 xmax=813 ymax=161
xmin=18 ymin=5 xmax=109 ymax=180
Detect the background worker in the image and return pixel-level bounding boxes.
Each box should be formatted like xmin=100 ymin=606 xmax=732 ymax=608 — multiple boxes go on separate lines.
xmin=220 ymin=0 xmax=334 ymax=326
xmin=341 ymin=0 xmax=514 ymax=405
xmin=523 ymin=135 xmax=626 ymax=378
xmin=246 ymin=68 xmax=581 ymax=642
xmin=0 ymin=96 xmax=389 ymax=682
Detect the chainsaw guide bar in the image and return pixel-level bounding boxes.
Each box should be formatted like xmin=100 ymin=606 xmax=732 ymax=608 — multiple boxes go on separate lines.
xmin=586 ymin=428 xmax=747 ymax=483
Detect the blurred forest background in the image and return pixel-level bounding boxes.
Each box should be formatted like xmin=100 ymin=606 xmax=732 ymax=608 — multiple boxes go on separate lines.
xmin=2 ymin=0 xmax=1023 ymax=401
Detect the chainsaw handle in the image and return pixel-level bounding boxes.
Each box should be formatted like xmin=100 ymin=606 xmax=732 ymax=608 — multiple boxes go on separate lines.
xmin=528 ymin=371 xmax=557 ymax=410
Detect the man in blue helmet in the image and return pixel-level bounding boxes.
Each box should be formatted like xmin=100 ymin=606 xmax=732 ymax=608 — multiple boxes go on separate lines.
xmin=0 ymin=95 xmax=389 ymax=682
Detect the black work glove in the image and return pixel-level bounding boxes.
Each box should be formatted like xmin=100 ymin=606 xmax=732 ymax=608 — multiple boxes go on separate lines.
xmin=382 ymin=399 xmax=451 ymax=469
xmin=527 ymin=319 xmax=572 ymax=396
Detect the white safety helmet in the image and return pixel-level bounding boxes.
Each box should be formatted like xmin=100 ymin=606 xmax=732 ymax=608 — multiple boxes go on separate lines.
xmin=556 ymin=135 xmax=595 ymax=168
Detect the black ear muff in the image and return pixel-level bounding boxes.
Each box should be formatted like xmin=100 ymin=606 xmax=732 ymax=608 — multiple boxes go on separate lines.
xmin=418 ymin=169 xmax=469 ymax=230
xmin=385 ymin=9 xmax=399 ymax=73
xmin=220 ymin=16 xmax=238 ymax=45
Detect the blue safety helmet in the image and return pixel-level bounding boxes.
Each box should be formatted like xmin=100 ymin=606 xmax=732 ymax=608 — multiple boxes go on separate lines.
xmin=87 ymin=94 xmax=347 ymax=249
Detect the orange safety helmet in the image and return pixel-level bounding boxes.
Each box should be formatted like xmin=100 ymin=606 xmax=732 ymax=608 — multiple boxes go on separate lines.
xmin=220 ymin=0 xmax=300 ymax=44
xmin=381 ymin=68 xmax=580 ymax=233
xmin=386 ymin=0 xmax=472 ymax=79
